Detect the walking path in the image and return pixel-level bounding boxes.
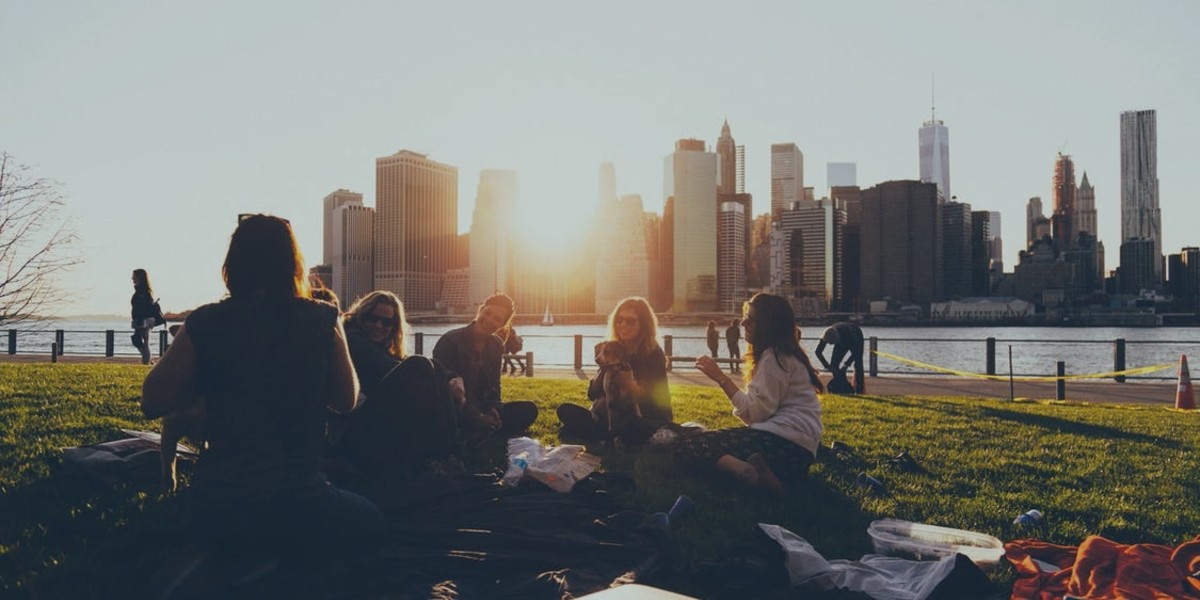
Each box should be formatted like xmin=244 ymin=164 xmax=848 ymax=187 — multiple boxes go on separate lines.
xmin=0 ymin=354 xmax=1179 ymax=406
xmin=528 ymin=366 xmax=1179 ymax=406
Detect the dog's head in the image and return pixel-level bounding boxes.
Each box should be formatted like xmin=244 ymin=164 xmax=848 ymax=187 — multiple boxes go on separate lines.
xmin=594 ymin=340 xmax=629 ymax=368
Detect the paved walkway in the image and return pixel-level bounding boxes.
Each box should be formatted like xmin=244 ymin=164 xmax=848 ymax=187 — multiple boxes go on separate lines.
xmin=526 ymin=366 xmax=1181 ymax=406
xmin=0 ymin=354 xmax=1182 ymax=406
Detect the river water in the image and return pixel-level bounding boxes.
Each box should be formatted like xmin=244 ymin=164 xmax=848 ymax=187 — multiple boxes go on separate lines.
xmin=11 ymin=319 xmax=1197 ymax=381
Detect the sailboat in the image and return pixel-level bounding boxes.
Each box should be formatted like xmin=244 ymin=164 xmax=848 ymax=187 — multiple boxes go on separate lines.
xmin=540 ymin=303 xmax=555 ymax=327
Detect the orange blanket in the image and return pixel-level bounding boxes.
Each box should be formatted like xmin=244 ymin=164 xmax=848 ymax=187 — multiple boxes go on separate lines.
xmin=1005 ymin=535 xmax=1200 ymax=599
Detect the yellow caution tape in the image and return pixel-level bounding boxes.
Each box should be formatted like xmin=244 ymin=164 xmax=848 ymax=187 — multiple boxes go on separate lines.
xmin=871 ymin=350 xmax=1174 ymax=382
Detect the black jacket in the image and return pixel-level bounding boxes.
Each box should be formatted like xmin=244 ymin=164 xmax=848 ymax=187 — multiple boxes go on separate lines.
xmin=587 ymin=344 xmax=672 ymax=424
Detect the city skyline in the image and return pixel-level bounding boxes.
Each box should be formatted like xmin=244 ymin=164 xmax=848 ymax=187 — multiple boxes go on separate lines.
xmin=2 ymin=1 xmax=1198 ymax=315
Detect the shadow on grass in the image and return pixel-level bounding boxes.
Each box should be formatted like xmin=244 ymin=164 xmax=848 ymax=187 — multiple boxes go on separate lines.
xmin=0 ymin=461 xmax=183 ymax=599
xmin=867 ymin=395 xmax=1180 ymax=449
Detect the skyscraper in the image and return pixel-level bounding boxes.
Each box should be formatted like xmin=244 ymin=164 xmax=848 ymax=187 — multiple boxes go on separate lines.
xmin=374 ymin=150 xmax=458 ymax=311
xmin=860 ymin=180 xmax=943 ymax=310
xmin=468 ymin=169 xmax=518 ymax=306
xmin=322 ymin=189 xmax=363 ymax=265
xmin=734 ymin=144 xmax=746 ymax=194
xmin=596 ymin=193 xmax=650 ymax=310
xmin=1026 ymin=197 xmax=1044 ymax=248
xmin=1120 ymin=109 xmax=1162 ymax=280
xmin=598 ymin=161 xmax=617 ymax=207
xmin=987 ymin=210 xmax=1003 ymax=273
xmin=717 ymin=202 xmax=747 ymax=313
xmin=664 ymin=139 xmax=717 ymax=312
xmin=943 ymin=201 xmax=973 ymax=299
xmin=827 ymin=162 xmax=857 ymax=188
xmin=770 ymin=143 xmax=803 ymax=215
xmin=332 ymin=203 xmax=374 ymax=307
xmin=1077 ymin=171 xmax=1097 ymax=237
xmin=919 ymin=108 xmax=950 ymax=201
xmin=716 ymin=120 xmax=736 ymax=195
xmin=777 ymin=199 xmax=844 ymax=311
xmin=1052 ymin=153 xmax=1076 ymax=251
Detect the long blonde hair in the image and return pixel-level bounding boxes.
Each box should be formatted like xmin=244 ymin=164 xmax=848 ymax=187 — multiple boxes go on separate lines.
xmin=343 ymin=290 xmax=407 ymax=358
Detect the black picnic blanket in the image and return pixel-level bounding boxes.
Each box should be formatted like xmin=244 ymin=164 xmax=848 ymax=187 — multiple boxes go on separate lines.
xmin=162 ymin=473 xmax=669 ymax=599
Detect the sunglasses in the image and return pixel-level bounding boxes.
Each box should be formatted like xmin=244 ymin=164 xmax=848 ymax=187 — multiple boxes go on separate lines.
xmin=614 ymin=315 xmax=639 ymax=327
xmin=362 ymin=313 xmax=398 ymax=328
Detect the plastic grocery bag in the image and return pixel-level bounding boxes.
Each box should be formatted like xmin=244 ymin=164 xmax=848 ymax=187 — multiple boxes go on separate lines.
xmin=502 ymin=437 xmax=544 ymax=487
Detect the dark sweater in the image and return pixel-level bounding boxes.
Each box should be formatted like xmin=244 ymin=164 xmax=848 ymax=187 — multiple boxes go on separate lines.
xmin=587 ymin=345 xmax=673 ymax=424
xmin=432 ymin=323 xmax=503 ymax=413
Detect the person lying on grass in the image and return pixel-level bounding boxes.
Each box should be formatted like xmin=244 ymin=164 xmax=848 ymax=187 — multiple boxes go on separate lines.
xmin=677 ymin=292 xmax=825 ymax=497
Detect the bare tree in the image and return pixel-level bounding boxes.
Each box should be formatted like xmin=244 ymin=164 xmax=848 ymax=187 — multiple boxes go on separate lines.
xmin=0 ymin=152 xmax=80 ymax=326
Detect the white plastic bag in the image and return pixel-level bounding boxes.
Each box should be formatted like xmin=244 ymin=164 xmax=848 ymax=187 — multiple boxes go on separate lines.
xmin=501 ymin=437 xmax=544 ymax=487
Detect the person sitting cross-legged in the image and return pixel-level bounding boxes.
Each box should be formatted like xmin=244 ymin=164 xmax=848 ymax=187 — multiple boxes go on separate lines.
xmin=674 ymin=292 xmax=825 ymax=497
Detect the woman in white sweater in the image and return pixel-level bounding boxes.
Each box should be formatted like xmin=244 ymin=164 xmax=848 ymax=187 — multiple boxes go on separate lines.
xmin=678 ymin=293 xmax=825 ymax=496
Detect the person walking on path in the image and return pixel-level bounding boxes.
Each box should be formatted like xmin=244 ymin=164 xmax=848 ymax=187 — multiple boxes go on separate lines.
xmin=679 ymin=293 xmax=825 ymax=497
xmin=725 ymin=318 xmax=741 ymax=374
xmin=815 ymin=321 xmax=865 ymax=394
xmin=130 ymin=268 xmax=158 ymax=365
xmin=706 ymin=321 xmax=720 ymax=359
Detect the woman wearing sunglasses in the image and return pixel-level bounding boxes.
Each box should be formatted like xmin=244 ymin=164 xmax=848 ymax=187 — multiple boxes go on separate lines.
xmin=330 ymin=291 xmax=464 ymax=482
xmin=557 ymin=296 xmax=673 ymax=445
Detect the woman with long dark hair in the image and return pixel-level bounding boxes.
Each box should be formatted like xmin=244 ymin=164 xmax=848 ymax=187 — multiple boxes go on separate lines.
xmin=130 ymin=268 xmax=156 ymax=364
xmin=557 ymin=296 xmax=673 ymax=445
xmin=675 ymin=292 xmax=825 ymax=496
xmin=141 ymin=214 xmax=382 ymax=552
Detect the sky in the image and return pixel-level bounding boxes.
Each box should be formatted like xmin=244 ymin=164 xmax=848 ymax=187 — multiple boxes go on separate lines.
xmin=2 ymin=0 xmax=1198 ymax=316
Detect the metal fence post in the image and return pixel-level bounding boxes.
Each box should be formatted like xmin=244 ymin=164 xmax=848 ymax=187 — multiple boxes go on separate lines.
xmin=55 ymin=329 xmax=65 ymax=355
xmin=51 ymin=343 xmax=58 ymax=363
xmin=1056 ymin=361 xmax=1066 ymax=401
xmin=574 ymin=335 xmax=583 ymax=370
xmin=1113 ymin=338 xmax=1126 ymax=383
xmin=869 ymin=336 xmax=878 ymax=377
xmin=159 ymin=330 xmax=168 ymax=356
xmin=986 ymin=337 xmax=996 ymax=376
xmin=664 ymin=335 xmax=674 ymax=371
xmin=7 ymin=330 xmax=15 ymax=355
xmin=414 ymin=332 xmax=424 ymax=356
xmin=525 ymin=352 xmax=534 ymax=377
xmin=105 ymin=330 xmax=115 ymax=357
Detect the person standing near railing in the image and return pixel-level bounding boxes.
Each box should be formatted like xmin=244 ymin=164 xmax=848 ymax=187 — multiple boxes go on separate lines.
xmin=130 ymin=268 xmax=157 ymax=365
xmin=725 ymin=318 xmax=741 ymax=374
xmin=706 ymin=320 xmax=720 ymax=359
xmin=815 ymin=321 xmax=865 ymax=394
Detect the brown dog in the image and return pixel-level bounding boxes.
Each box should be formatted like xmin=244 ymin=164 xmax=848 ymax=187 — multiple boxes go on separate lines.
xmin=160 ymin=324 xmax=206 ymax=492
xmin=591 ymin=341 xmax=642 ymax=435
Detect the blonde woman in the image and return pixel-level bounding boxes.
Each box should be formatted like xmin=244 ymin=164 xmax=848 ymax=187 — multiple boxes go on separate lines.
xmin=557 ymin=297 xmax=673 ymax=445
xmin=332 ymin=291 xmax=464 ymax=480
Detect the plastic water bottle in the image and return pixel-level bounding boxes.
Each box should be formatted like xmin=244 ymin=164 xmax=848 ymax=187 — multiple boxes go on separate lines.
xmin=1013 ymin=509 xmax=1044 ymax=528
xmin=501 ymin=437 xmax=542 ymax=486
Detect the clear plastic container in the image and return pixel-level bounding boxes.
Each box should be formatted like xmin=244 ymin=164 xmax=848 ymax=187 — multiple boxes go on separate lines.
xmin=867 ymin=518 xmax=1005 ymax=570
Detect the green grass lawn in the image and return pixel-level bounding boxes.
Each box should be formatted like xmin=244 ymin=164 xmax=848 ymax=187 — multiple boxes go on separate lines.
xmin=2 ymin=363 xmax=1199 ymax=598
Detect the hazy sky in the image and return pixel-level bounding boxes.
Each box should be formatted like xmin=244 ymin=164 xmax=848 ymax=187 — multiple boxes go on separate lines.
xmin=3 ymin=0 xmax=1197 ymax=316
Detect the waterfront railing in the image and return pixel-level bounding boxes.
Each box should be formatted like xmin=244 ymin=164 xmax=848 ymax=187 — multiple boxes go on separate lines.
xmin=4 ymin=328 xmax=1193 ymax=382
